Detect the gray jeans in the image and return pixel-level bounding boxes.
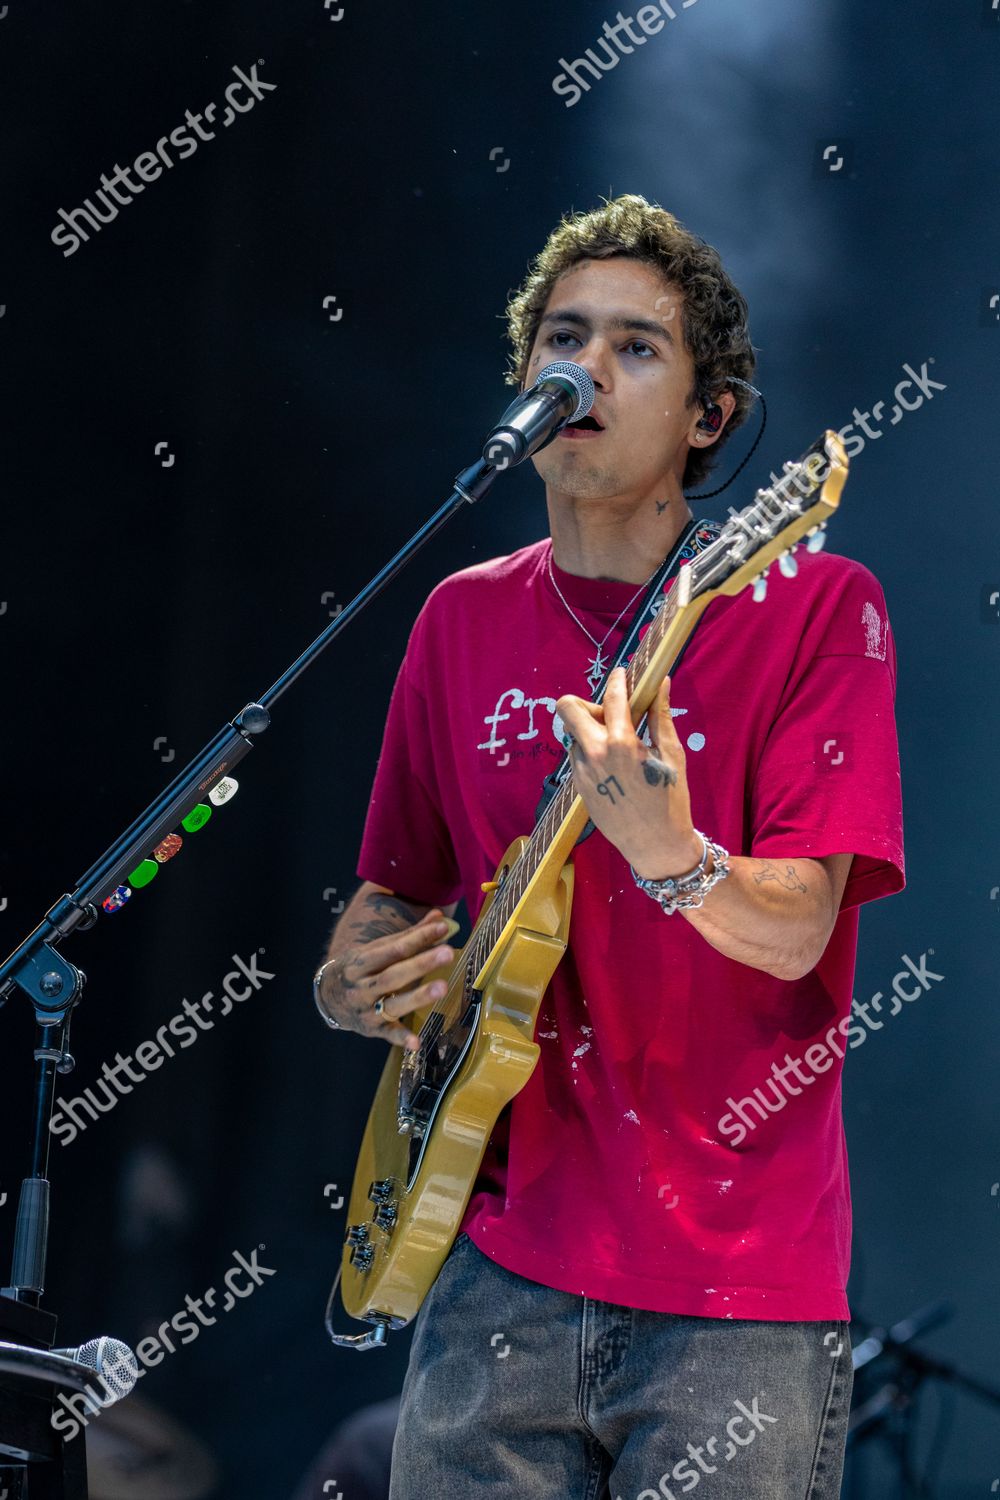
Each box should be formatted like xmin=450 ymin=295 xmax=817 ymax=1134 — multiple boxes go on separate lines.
xmin=388 ymin=1232 xmax=852 ymax=1500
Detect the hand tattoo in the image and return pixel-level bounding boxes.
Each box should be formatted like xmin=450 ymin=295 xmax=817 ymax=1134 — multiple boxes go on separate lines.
xmin=351 ymin=892 xmax=425 ymax=944
xmin=354 ymin=919 xmax=406 ymax=943
xmin=596 ymin=774 xmax=625 ymax=805
xmin=341 ymin=893 xmax=435 ymax=978
xmin=753 ymin=859 xmax=807 ymax=892
xmin=655 ymin=498 xmax=668 ymax=514
xmin=642 ymin=755 xmax=677 ymax=789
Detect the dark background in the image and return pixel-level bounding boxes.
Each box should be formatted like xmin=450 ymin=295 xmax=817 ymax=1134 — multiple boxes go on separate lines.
xmin=1 ymin=2 xmax=997 ymax=1495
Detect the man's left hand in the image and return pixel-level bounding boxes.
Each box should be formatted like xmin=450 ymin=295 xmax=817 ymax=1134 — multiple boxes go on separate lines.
xmin=555 ymin=666 xmax=702 ymax=880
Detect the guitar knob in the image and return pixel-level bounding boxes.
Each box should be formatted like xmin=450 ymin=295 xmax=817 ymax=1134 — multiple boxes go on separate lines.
xmin=778 ymin=551 xmax=799 ymax=578
xmin=349 ymin=1242 xmax=375 ymax=1272
xmin=806 ymin=526 xmax=827 ymax=553
xmin=346 ymin=1223 xmax=370 ymax=1248
xmin=368 ymin=1178 xmax=393 ymax=1204
xmin=374 ymin=1203 xmax=397 ymax=1232
xmin=752 ymin=569 xmax=769 ymax=603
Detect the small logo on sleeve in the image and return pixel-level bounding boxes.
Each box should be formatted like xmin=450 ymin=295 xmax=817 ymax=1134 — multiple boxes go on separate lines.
xmin=861 ymin=601 xmax=887 ymax=660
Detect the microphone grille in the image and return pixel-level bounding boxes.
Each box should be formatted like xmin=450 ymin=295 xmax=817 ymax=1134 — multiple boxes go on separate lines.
xmin=534 ymin=361 xmax=595 ymax=421
xmin=78 ymin=1336 xmax=140 ymax=1399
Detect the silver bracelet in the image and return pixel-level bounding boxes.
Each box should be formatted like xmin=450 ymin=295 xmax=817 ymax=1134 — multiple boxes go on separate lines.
xmin=630 ymin=831 xmax=730 ymax=915
xmin=312 ymin=958 xmax=343 ymax=1030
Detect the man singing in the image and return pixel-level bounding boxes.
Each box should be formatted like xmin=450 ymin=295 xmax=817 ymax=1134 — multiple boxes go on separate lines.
xmin=313 ymin=194 xmax=904 ymax=1499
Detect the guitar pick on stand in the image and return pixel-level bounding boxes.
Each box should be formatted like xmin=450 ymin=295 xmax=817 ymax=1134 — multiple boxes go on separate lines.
xmin=100 ymin=778 xmax=240 ymax=915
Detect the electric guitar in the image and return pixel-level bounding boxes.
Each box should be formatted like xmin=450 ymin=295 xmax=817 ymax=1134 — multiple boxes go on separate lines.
xmin=327 ymin=430 xmax=849 ymax=1350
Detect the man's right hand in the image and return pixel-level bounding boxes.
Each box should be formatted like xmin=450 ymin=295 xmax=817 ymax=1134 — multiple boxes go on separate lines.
xmin=317 ymin=909 xmax=458 ymax=1051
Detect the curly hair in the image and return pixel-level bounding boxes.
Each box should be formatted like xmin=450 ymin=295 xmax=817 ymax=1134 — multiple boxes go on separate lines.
xmin=503 ymin=194 xmax=756 ymax=491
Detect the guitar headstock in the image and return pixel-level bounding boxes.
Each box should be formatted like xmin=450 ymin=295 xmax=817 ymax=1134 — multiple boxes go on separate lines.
xmin=680 ymin=429 xmax=849 ymax=606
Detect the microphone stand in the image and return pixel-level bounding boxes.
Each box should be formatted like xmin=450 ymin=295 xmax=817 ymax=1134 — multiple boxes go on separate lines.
xmin=0 ymin=452 xmax=503 ymax=1488
xmin=845 ymin=1300 xmax=1000 ymax=1498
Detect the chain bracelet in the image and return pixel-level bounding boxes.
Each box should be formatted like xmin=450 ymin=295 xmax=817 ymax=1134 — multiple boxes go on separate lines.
xmin=630 ymin=832 xmax=731 ymax=915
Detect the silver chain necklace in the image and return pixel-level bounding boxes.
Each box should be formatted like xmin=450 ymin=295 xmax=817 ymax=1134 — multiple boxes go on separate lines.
xmin=547 ymin=545 xmax=663 ymax=694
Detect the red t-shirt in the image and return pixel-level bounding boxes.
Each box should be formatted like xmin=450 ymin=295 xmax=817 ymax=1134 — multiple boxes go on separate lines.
xmin=356 ymin=535 xmax=905 ymax=1321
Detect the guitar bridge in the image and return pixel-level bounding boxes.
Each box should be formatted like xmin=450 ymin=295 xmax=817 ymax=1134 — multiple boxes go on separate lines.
xmin=395 ymin=978 xmax=482 ymax=1170
xmin=397 ymin=1048 xmax=431 ymax=1138
xmin=396 ymin=1108 xmax=427 ymax=1140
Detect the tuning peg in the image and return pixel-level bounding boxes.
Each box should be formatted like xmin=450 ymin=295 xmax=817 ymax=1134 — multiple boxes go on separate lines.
xmin=779 ymin=551 xmax=799 ymax=578
xmin=805 ymin=526 xmax=827 ymax=553
xmin=752 ymin=568 xmax=769 ymax=602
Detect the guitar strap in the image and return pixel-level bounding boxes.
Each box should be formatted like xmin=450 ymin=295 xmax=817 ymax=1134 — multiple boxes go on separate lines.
xmin=535 ymin=516 xmax=724 ymax=845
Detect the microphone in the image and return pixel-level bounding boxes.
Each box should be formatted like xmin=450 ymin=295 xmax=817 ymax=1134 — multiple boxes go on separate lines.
xmin=52 ymin=1336 xmax=139 ymax=1400
xmin=483 ymin=361 xmax=595 ymax=469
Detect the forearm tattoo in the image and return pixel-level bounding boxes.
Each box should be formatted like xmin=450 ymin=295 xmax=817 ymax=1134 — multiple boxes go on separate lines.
xmin=752 ymin=859 xmax=807 ymax=892
xmin=642 ymin=755 xmax=677 ymax=789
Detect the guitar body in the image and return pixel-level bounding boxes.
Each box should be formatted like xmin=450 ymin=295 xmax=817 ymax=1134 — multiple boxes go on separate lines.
xmin=340 ymin=837 xmax=575 ymax=1329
